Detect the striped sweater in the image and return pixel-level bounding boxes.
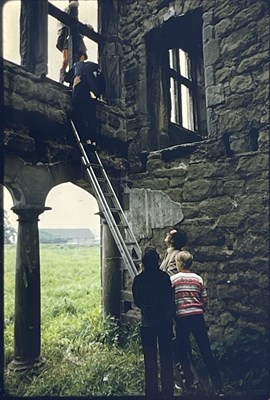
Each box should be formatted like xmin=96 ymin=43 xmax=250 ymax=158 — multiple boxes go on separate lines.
xmin=170 ymin=272 xmax=208 ymax=318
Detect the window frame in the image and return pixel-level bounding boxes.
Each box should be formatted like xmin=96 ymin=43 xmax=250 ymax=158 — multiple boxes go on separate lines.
xmin=168 ymin=47 xmax=199 ymax=132
xmin=146 ymin=9 xmax=205 ymax=151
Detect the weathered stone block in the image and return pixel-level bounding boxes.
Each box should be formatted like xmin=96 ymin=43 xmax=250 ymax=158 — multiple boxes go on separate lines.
xmin=206 ymin=84 xmax=225 ymax=107
xmin=154 ymin=164 xmax=188 ymax=178
xmin=14 ymin=75 xmax=35 ymax=99
xmin=187 ymin=225 xmax=226 ymax=246
xmin=220 ymin=23 xmax=257 ymax=58
xmin=230 ymin=74 xmax=253 ymax=94
xmin=183 ymin=179 xmax=217 ymax=201
xmin=218 ymin=110 xmax=245 ymax=133
xmin=203 ymin=25 xmax=214 ymax=43
xmin=198 ymin=196 xmax=235 ymax=217
xmin=233 ymin=2 xmax=266 ymax=29
xmin=204 ymin=39 xmax=220 ymax=67
xmin=215 ymin=18 xmax=232 ymax=38
xmin=205 ymin=66 xmax=215 ymax=87
xmin=236 ymin=154 xmax=269 ymax=175
xmin=226 ymin=92 xmax=253 ymax=108
xmin=146 ymin=158 xmax=164 ymax=172
xmin=203 ymin=11 xmax=214 ymax=27
xmin=237 ymin=51 xmax=268 ymax=74
xmin=221 ymin=180 xmax=245 ymax=196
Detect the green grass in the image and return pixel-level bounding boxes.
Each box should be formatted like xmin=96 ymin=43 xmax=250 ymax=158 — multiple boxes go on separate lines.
xmin=4 ymin=244 xmax=144 ymax=397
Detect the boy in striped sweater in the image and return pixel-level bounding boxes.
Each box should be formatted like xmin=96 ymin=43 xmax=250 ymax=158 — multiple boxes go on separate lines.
xmin=171 ymin=251 xmax=224 ymax=397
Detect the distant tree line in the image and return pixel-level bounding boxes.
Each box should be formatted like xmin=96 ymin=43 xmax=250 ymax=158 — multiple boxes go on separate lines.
xmin=4 ymin=211 xmax=17 ymax=244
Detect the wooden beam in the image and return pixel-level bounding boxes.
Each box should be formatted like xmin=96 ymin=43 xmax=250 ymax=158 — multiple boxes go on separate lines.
xmin=48 ymin=2 xmax=104 ymax=45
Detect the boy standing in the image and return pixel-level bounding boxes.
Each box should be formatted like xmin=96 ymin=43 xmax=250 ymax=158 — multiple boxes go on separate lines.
xmin=132 ymin=246 xmax=174 ymax=399
xmin=171 ymin=250 xmax=224 ymax=397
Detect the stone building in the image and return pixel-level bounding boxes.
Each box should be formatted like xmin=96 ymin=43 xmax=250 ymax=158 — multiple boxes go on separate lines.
xmin=1 ymin=0 xmax=269 ymax=394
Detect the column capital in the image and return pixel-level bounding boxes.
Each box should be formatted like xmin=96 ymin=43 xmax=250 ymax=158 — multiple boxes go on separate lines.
xmin=11 ymin=205 xmax=51 ymax=222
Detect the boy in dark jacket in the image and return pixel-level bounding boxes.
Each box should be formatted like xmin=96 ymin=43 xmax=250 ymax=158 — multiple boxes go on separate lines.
xmin=64 ymin=59 xmax=106 ymax=152
xmin=132 ymin=246 xmax=174 ymax=398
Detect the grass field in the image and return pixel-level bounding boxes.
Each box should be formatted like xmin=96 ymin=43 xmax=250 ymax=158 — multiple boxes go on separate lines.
xmin=4 ymin=244 xmax=145 ymax=397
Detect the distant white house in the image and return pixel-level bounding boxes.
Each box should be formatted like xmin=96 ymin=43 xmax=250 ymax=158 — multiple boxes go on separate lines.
xmin=39 ymin=228 xmax=98 ymax=245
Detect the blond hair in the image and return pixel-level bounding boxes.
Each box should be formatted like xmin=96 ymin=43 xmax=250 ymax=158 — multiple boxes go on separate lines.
xmin=175 ymin=250 xmax=193 ymax=271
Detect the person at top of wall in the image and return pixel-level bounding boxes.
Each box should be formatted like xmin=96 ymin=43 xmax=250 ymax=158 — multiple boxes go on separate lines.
xmin=171 ymin=250 xmax=225 ymax=397
xmin=132 ymin=246 xmax=174 ymax=399
xmin=56 ymin=0 xmax=89 ymax=83
xmin=64 ymin=57 xmax=106 ymax=153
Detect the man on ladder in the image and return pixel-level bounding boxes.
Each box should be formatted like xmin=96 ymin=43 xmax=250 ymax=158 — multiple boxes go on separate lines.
xmin=64 ymin=56 xmax=106 ymax=155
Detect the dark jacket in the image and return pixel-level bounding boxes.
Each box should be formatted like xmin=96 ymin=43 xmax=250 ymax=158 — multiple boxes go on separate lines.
xmin=132 ymin=268 xmax=174 ymax=327
xmin=65 ymin=61 xmax=106 ymax=99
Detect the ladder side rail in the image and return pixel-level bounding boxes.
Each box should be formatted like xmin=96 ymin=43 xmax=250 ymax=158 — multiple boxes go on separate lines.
xmin=70 ymin=119 xmax=139 ymax=277
xmin=83 ymin=164 xmax=138 ymax=279
xmin=94 ymin=151 xmax=142 ymax=259
xmin=82 ymin=157 xmax=139 ymax=279
xmin=70 ymin=119 xmax=139 ymax=254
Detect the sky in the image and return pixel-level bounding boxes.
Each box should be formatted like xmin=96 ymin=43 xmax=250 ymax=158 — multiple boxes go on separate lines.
xmin=2 ymin=1 xmax=101 ymax=237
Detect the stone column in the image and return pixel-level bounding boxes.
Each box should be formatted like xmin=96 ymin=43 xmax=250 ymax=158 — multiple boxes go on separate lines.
xmin=102 ymin=220 xmax=121 ymax=320
xmin=8 ymin=205 xmax=51 ymax=371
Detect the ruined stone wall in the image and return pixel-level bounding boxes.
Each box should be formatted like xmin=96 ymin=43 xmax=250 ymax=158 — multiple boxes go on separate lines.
xmin=126 ymin=145 xmax=269 ymax=339
xmin=101 ymin=0 xmax=270 ymax=315
xmin=99 ymin=0 xmax=270 ymax=388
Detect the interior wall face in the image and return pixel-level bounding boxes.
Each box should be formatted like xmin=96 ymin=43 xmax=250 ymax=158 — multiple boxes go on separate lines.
xmin=99 ymin=0 xmax=269 ymax=361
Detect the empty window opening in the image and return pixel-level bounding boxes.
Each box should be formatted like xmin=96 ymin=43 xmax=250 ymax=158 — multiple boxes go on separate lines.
xmin=169 ymin=48 xmax=195 ymax=131
xmin=146 ymin=9 xmax=206 ymax=150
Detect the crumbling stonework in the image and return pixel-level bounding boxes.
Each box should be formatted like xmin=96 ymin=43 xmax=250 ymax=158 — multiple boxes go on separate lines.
xmin=98 ymin=0 xmax=269 ymax=332
xmin=100 ymin=0 xmax=269 ymax=162
xmin=98 ymin=0 xmax=269 ymax=392
xmin=124 ymin=144 xmax=269 ymax=341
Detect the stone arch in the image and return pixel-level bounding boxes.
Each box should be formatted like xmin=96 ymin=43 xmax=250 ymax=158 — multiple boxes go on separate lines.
xmin=3 ymin=154 xmax=121 ymax=371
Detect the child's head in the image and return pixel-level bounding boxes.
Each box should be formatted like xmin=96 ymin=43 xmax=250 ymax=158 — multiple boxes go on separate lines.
xmin=79 ymin=52 xmax=88 ymax=61
xmin=142 ymin=246 xmax=160 ymax=270
xmin=175 ymin=250 xmax=193 ymax=271
xmin=165 ymin=229 xmax=187 ymax=250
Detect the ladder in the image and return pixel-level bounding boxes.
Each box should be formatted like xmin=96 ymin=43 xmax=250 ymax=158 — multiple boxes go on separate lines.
xmin=70 ymin=119 xmax=141 ymax=279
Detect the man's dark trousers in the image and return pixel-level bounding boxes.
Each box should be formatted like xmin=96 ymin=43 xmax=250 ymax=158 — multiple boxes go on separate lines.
xmin=140 ymin=322 xmax=174 ymax=397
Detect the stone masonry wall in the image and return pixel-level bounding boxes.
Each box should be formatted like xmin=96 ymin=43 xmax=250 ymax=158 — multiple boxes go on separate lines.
xmin=125 ymin=145 xmax=269 ymax=342
xmin=101 ymin=0 xmax=269 ymax=166
xmin=99 ymin=0 xmax=270 ymax=388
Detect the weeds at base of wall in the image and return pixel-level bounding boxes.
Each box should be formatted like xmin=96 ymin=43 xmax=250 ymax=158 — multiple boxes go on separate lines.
xmin=211 ymin=327 xmax=269 ymax=395
xmin=4 ymin=317 xmax=145 ymax=397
